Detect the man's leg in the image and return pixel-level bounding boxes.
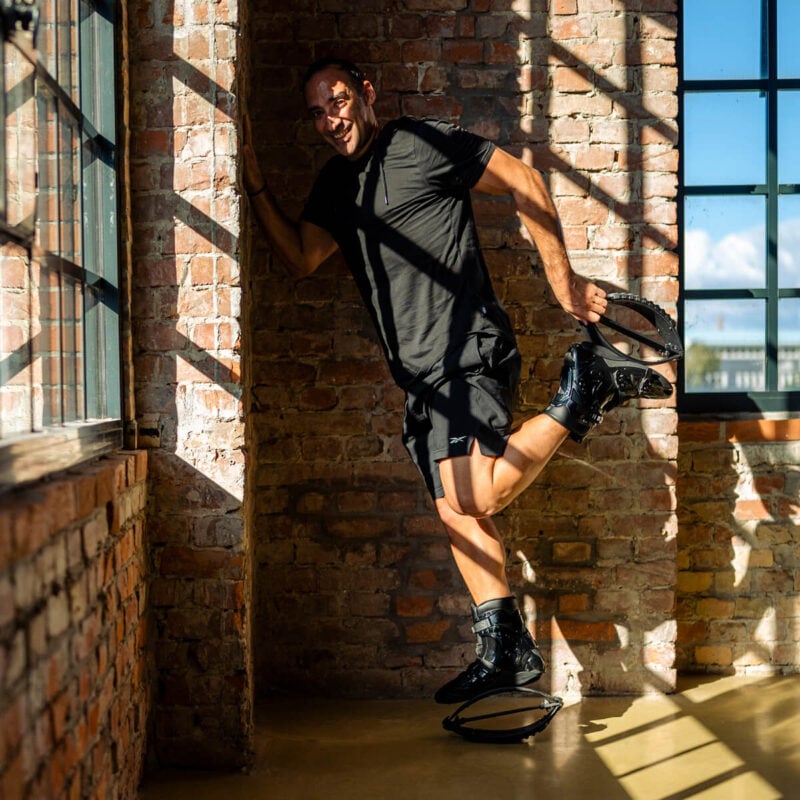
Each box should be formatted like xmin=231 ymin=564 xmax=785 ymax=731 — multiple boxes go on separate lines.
xmin=439 ymin=413 xmax=568 ymax=519
xmin=439 ymin=341 xmax=673 ymax=519
xmin=435 ymin=497 xmax=511 ymax=604
xmin=434 ymin=498 xmax=544 ymax=704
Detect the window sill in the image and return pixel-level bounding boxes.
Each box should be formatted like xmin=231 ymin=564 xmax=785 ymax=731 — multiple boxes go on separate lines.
xmin=0 ymin=420 xmax=123 ymax=492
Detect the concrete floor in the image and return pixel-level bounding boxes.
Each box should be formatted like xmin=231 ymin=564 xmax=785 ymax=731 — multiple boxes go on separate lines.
xmin=140 ymin=675 xmax=799 ymax=800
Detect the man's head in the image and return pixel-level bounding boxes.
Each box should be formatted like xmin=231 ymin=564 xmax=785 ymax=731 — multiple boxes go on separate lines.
xmin=303 ymin=58 xmax=378 ymax=160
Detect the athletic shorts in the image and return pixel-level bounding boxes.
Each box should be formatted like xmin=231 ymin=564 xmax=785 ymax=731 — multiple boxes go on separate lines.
xmin=402 ymin=332 xmax=521 ymax=499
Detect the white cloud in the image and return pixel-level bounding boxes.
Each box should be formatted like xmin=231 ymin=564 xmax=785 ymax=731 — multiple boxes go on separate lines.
xmin=685 ymin=216 xmax=800 ymax=290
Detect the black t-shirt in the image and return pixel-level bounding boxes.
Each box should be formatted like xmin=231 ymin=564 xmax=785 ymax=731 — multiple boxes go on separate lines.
xmin=302 ymin=117 xmax=514 ymax=389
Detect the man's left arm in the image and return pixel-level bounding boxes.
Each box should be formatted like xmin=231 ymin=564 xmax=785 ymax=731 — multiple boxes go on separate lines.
xmin=473 ymin=147 xmax=606 ymax=325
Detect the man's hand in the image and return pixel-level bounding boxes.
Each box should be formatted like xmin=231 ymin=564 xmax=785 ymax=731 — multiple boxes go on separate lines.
xmin=242 ymin=114 xmax=265 ymax=195
xmin=550 ymin=272 xmax=607 ymax=325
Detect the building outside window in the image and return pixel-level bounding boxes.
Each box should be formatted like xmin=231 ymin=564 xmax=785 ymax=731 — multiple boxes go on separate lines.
xmin=0 ymin=0 xmax=121 ymax=489
xmin=680 ymin=0 xmax=800 ymax=413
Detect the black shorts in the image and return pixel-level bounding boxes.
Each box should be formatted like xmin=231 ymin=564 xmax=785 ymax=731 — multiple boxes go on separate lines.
xmin=402 ymin=332 xmax=521 ymax=499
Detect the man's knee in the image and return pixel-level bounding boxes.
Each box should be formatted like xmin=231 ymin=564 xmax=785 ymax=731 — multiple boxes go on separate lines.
xmin=438 ymin=487 xmax=500 ymax=520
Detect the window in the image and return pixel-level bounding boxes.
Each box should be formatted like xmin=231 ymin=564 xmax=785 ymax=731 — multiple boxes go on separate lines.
xmin=679 ymin=0 xmax=800 ymax=413
xmin=0 ymin=0 xmax=121 ymax=489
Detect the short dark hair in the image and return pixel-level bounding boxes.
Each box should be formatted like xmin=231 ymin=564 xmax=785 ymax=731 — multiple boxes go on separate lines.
xmin=302 ymin=57 xmax=367 ymax=96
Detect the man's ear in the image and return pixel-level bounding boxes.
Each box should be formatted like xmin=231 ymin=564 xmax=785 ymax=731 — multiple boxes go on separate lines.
xmin=362 ymin=80 xmax=377 ymax=106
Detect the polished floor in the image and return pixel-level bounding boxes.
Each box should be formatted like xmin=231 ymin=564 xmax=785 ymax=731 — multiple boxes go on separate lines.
xmin=140 ymin=675 xmax=799 ymax=800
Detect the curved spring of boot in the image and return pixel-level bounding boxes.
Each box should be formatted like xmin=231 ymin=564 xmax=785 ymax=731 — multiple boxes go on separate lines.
xmin=441 ymin=686 xmax=563 ymax=744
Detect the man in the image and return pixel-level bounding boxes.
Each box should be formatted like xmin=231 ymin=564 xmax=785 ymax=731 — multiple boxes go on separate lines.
xmin=243 ymin=58 xmax=671 ymax=704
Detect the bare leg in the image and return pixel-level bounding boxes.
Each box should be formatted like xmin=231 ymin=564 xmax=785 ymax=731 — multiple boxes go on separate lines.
xmin=435 ymin=497 xmax=511 ymax=604
xmin=438 ymin=412 xmax=568 ymax=519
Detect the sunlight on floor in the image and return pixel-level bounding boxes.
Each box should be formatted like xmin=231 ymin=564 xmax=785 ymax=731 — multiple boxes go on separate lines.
xmin=584 ymin=676 xmax=783 ymax=800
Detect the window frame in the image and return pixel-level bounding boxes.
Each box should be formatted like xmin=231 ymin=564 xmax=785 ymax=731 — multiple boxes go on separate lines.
xmin=0 ymin=1 xmax=123 ymax=491
xmin=678 ymin=0 xmax=800 ymax=414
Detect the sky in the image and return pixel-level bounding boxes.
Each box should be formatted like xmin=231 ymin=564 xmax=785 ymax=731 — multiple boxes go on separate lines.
xmin=681 ymin=0 xmax=800 ymax=349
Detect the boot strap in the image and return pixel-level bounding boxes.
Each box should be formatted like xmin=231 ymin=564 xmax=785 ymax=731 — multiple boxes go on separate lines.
xmin=472 ymin=618 xmax=494 ymax=634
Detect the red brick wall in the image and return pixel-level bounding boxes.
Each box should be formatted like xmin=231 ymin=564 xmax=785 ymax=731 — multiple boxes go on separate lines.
xmin=246 ymin=0 xmax=680 ymax=699
xmin=128 ymin=0 xmax=253 ymax=769
xmin=0 ymin=453 xmax=149 ymax=800
xmin=677 ymin=420 xmax=800 ymax=674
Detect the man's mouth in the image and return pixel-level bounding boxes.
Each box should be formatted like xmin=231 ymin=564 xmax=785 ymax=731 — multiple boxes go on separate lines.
xmin=331 ymin=126 xmax=349 ymax=141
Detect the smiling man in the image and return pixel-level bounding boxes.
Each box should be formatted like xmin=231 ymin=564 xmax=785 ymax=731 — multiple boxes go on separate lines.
xmin=243 ymin=57 xmax=672 ymax=705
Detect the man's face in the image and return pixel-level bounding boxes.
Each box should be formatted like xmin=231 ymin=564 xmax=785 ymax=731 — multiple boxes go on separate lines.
xmin=305 ymin=67 xmax=378 ymax=160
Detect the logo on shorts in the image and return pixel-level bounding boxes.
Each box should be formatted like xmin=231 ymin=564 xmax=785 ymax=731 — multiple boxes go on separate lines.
xmin=449 ymin=436 xmax=468 ymax=445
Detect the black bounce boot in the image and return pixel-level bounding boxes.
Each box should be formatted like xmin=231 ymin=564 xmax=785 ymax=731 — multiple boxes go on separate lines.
xmin=544 ymin=342 xmax=673 ymax=443
xmin=434 ymin=597 xmax=544 ymax=705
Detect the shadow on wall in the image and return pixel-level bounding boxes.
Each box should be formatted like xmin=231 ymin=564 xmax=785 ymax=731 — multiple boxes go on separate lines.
xmin=128 ymin=7 xmax=252 ymax=768
xmin=245 ymin=0 xmax=679 ymax=700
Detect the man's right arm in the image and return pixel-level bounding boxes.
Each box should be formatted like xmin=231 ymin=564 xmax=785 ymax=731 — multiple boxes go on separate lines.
xmin=247 ymin=183 xmax=338 ymax=279
xmin=243 ymin=116 xmax=338 ymax=278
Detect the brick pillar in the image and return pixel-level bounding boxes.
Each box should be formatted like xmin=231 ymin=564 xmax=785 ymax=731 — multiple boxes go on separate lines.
xmin=247 ymin=0 xmax=678 ymax=699
xmin=677 ymin=420 xmax=800 ymax=675
xmin=128 ymin=0 xmax=253 ymax=767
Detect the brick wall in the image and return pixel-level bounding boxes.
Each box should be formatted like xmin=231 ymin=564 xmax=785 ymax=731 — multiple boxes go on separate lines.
xmin=128 ymin=0 xmax=253 ymax=768
xmin=0 ymin=453 xmax=149 ymax=800
xmin=247 ymin=0 xmax=680 ymax=699
xmin=677 ymin=420 xmax=800 ymax=674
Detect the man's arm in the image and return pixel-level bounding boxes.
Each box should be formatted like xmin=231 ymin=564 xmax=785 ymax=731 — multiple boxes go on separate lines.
xmin=242 ymin=116 xmax=338 ymax=278
xmin=473 ymin=147 xmax=606 ymax=325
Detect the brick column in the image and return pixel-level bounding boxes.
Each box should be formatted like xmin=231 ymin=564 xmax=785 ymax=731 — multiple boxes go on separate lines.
xmin=128 ymin=0 xmax=253 ymax=767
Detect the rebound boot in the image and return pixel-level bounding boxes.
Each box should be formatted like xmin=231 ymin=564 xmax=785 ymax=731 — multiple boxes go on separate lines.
xmin=544 ymin=341 xmax=673 ymax=443
xmin=434 ymin=597 xmax=544 ymax=705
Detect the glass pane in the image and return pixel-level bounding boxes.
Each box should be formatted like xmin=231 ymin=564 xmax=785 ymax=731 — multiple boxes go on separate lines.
xmin=779 ymin=298 xmax=800 ymax=390
xmin=778 ymin=195 xmax=800 ymax=289
xmin=36 ymin=90 xmax=60 ymax=255
xmin=778 ymin=0 xmax=800 ymax=79
xmin=683 ymin=0 xmax=763 ymax=80
xmin=684 ymin=196 xmax=765 ymax=290
xmin=684 ymin=299 xmax=765 ymax=393
xmin=61 ymin=275 xmax=83 ymax=422
xmin=58 ymin=0 xmax=80 ymax=102
xmin=36 ymin=0 xmax=58 ymax=79
xmin=0 ymin=243 xmax=33 ymax=437
xmin=778 ymin=92 xmax=800 ymax=184
xmin=684 ymin=92 xmax=766 ymax=186
xmin=33 ymin=260 xmax=62 ymax=427
xmin=58 ymin=112 xmax=81 ymax=265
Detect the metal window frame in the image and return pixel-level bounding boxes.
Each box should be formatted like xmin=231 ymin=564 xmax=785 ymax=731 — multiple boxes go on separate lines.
xmin=0 ymin=1 xmax=122 ymax=492
xmin=678 ymin=0 xmax=800 ymax=414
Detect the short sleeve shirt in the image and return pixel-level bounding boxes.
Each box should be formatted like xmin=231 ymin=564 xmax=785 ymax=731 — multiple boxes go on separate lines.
xmin=302 ymin=117 xmax=514 ymax=389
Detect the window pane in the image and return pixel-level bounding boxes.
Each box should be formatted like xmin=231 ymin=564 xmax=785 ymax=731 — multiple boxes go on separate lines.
xmin=684 ymin=196 xmax=765 ymax=290
xmin=778 ymin=0 xmax=800 ymax=79
xmin=778 ymin=195 xmax=800 ymax=289
xmin=58 ymin=113 xmax=81 ymax=265
xmin=36 ymin=0 xmax=58 ymax=81
xmin=684 ymin=299 xmax=765 ymax=393
xmin=683 ymin=0 xmax=763 ymax=80
xmin=57 ymin=0 xmax=80 ymax=103
xmin=61 ymin=275 xmax=83 ymax=422
xmin=34 ymin=260 xmax=62 ymax=427
xmin=36 ymin=91 xmax=60 ymax=254
xmin=684 ymin=93 xmax=766 ymax=186
xmin=778 ymin=91 xmax=800 ymax=184
xmin=779 ymin=298 xmax=800 ymax=390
